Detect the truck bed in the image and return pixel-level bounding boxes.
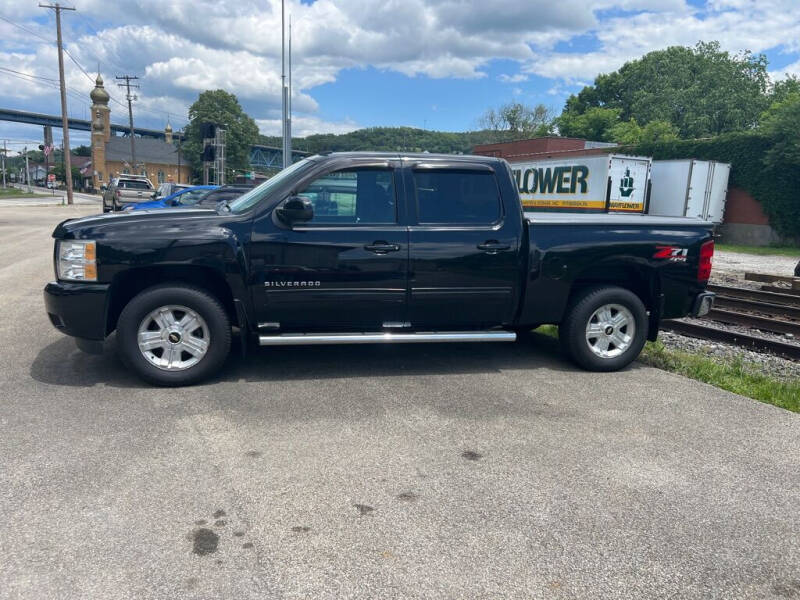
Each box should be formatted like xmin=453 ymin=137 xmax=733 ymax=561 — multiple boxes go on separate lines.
xmin=524 ymin=211 xmax=713 ymax=228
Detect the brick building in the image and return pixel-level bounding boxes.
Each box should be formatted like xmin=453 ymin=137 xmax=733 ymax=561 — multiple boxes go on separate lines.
xmin=88 ymin=75 xmax=190 ymax=189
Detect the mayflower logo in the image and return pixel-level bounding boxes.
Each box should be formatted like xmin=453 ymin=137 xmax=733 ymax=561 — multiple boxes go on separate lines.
xmin=619 ymin=168 xmax=635 ymax=197
xmin=264 ymin=281 xmax=322 ymax=287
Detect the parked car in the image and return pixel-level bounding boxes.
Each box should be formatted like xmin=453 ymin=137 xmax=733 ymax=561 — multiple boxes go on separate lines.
xmin=102 ymin=175 xmax=154 ymax=212
xmin=191 ymin=184 xmax=255 ymax=207
xmin=152 ymin=182 xmax=191 ymax=201
xmin=795 ymin=260 xmax=800 ymax=277
xmin=125 ymin=185 xmax=219 ymax=211
xmin=44 ymin=152 xmax=715 ymax=386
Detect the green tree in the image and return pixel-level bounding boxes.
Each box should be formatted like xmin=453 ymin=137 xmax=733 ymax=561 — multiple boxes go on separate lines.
xmin=769 ymin=75 xmax=800 ymax=105
xmin=53 ymin=163 xmax=81 ymax=184
xmin=183 ymin=90 xmax=259 ymax=174
xmin=557 ymin=107 xmax=621 ymax=141
xmin=479 ymin=102 xmax=555 ymax=142
xmin=561 ymin=42 xmax=770 ymax=138
xmin=608 ymin=119 xmax=642 ymax=144
xmin=640 ymin=120 xmax=680 ymax=144
xmin=759 ymin=92 xmax=800 ymax=170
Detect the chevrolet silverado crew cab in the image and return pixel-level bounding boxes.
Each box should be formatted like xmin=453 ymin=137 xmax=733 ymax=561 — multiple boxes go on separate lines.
xmin=45 ymin=152 xmax=715 ymax=386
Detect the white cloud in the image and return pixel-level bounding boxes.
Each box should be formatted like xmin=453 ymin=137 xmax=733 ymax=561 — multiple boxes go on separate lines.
xmin=0 ymin=0 xmax=798 ymax=136
xmin=256 ymin=115 xmax=360 ymax=138
xmin=499 ymin=73 xmax=529 ymax=83
xmin=524 ymin=0 xmax=800 ymax=82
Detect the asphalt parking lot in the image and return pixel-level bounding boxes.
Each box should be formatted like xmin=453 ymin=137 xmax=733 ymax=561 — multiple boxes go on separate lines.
xmin=1 ymin=204 xmax=798 ymax=599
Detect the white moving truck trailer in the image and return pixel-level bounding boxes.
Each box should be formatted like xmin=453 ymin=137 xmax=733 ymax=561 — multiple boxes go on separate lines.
xmin=648 ymin=159 xmax=730 ymax=223
xmin=509 ymin=154 xmax=652 ymax=213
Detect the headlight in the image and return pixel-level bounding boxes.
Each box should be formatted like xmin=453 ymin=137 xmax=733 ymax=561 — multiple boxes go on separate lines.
xmin=57 ymin=240 xmax=97 ymax=281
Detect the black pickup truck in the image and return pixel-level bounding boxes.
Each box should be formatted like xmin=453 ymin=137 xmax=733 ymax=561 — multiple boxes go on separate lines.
xmin=44 ymin=152 xmax=715 ymax=385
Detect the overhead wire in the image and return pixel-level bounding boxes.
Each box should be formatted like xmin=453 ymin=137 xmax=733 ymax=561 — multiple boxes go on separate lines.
xmin=1 ymin=12 xmax=188 ymax=129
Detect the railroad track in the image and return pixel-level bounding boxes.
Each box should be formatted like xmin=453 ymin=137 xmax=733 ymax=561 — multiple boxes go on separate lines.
xmin=662 ymin=281 xmax=800 ymax=361
xmin=661 ymin=320 xmax=800 ymax=360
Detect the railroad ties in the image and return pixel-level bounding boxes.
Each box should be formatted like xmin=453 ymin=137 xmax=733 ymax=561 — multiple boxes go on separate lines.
xmin=662 ymin=273 xmax=800 ymax=361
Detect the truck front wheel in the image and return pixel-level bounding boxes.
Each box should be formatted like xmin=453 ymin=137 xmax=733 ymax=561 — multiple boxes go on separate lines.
xmin=116 ymin=284 xmax=231 ymax=386
xmin=559 ymin=286 xmax=648 ymax=372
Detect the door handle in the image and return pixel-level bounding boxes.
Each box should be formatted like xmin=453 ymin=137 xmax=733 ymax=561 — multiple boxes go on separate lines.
xmin=364 ymin=242 xmax=401 ymax=254
xmin=477 ymin=241 xmax=510 ymax=254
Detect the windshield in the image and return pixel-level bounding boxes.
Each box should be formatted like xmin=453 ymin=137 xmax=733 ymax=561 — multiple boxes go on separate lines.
xmin=176 ymin=189 xmax=211 ymax=206
xmin=227 ymin=159 xmax=316 ymax=214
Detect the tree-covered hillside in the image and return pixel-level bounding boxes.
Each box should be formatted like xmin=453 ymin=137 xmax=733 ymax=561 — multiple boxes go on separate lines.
xmin=258 ymin=127 xmax=500 ymax=155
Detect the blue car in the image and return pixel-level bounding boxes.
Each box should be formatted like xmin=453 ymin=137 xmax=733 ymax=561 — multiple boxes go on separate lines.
xmin=124 ymin=185 xmax=219 ymax=211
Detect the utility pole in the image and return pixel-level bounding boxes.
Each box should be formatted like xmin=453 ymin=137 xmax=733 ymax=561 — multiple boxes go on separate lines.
xmin=39 ymin=2 xmax=75 ymax=204
xmin=116 ymin=75 xmax=140 ymax=172
xmin=1 ymin=140 xmax=6 ymax=188
xmin=288 ymin=14 xmax=292 ymax=166
xmin=281 ymin=0 xmax=292 ymax=169
xmin=24 ymin=147 xmax=31 ymax=192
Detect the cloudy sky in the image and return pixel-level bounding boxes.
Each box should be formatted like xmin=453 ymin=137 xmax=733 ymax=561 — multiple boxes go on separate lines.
xmin=0 ymin=0 xmax=798 ymax=152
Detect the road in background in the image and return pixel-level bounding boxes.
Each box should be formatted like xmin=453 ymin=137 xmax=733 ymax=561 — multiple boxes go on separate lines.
xmin=0 ymin=184 xmax=100 ymax=206
xmin=0 ymin=206 xmax=798 ymax=599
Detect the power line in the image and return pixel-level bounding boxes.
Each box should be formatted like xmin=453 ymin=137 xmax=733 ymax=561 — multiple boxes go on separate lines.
xmin=63 ymin=46 xmax=95 ymax=84
xmin=0 ymin=14 xmax=53 ymax=44
xmin=0 ymin=66 xmax=58 ymax=83
xmin=2 ymin=15 xmax=188 ymax=131
xmin=0 ymin=67 xmax=91 ymax=108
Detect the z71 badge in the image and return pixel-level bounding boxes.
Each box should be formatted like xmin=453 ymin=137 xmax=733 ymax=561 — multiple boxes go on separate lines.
xmin=653 ymin=246 xmax=688 ymax=262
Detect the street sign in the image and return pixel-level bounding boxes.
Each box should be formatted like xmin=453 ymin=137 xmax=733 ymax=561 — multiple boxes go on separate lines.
xmin=48 ymin=173 xmax=55 ymax=182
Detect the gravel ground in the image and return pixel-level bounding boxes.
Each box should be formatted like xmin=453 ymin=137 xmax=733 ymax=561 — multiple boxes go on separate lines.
xmin=658 ymin=330 xmax=800 ymax=381
xmin=668 ymin=248 xmax=800 ymax=377
xmin=711 ymin=250 xmax=799 ymax=289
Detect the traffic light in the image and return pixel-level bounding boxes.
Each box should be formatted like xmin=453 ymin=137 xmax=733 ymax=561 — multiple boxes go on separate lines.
xmin=201 ymin=145 xmax=215 ymax=161
xmin=201 ymin=123 xmax=216 ymax=139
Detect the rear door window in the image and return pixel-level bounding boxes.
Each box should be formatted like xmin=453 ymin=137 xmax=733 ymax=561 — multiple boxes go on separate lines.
xmin=413 ymin=169 xmax=501 ymax=225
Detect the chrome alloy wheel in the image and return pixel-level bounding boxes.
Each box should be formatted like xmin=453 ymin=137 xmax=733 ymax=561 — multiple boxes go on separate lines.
xmin=584 ymin=303 xmax=636 ymax=359
xmin=136 ymin=305 xmax=210 ymax=371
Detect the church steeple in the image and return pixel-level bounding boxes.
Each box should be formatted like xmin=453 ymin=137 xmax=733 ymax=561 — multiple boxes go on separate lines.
xmin=90 ymin=73 xmax=110 ymax=105
xmin=89 ymin=72 xmax=112 ymax=189
xmin=164 ymin=120 xmax=173 ymax=144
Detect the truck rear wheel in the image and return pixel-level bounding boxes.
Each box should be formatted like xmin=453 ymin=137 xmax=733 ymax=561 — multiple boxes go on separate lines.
xmin=559 ymin=286 xmax=647 ymax=372
xmin=116 ymin=284 xmax=231 ymax=386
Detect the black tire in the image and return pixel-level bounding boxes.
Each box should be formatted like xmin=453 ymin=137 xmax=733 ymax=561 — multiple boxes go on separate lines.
xmin=116 ymin=284 xmax=231 ymax=386
xmin=559 ymin=286 xmax=648 ymax=372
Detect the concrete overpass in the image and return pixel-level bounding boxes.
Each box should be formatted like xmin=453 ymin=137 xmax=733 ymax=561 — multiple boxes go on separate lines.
xmin=0 ymin=107 xmax=180 ymax=140
xmin=0 ymin=107 xmax=311 ymax=168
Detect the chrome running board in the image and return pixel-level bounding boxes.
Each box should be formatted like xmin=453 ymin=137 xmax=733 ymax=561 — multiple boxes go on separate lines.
xmin=258 ymin=331 xmax=517 ymax=346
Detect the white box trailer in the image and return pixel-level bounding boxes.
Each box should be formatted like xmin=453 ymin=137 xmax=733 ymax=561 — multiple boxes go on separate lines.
xmin=509 ymin=154 xmax=652 ymax=213
xmin=648 ymin=160 xmax=731 ymax=223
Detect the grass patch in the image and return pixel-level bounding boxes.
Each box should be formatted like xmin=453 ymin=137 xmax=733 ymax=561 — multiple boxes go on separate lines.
xmin=638 ymin=341 xmax=800 ymax=413
xmin=716 ymin=243 xmax=800 ymax=258
xmin=0 ymin=187 xmax=39 ymax=199
xmin=533 ymin=325 xmax=799 ymax=413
